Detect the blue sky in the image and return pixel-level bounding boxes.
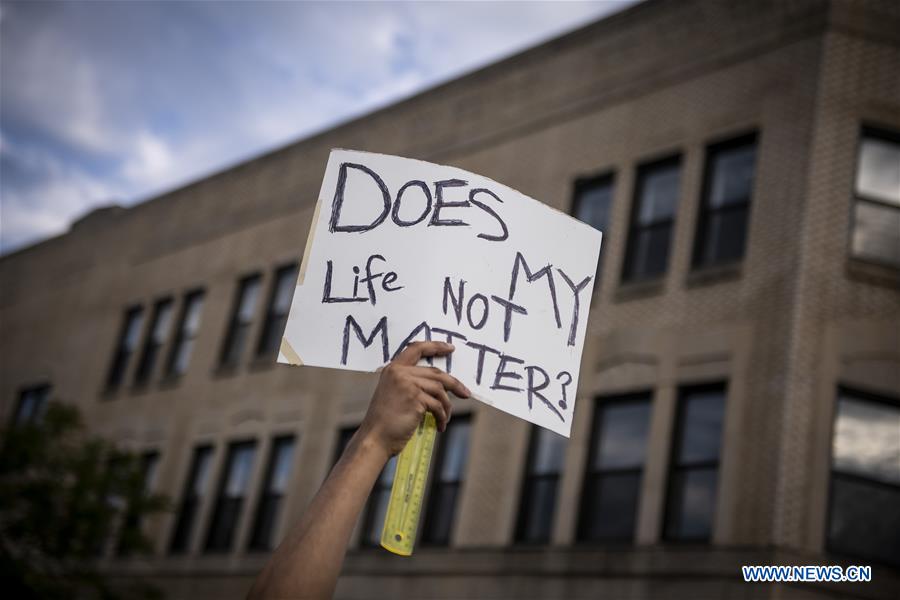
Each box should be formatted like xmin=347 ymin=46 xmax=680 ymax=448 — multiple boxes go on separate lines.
xmin=0 ymin=1 xmax=635 ymax=254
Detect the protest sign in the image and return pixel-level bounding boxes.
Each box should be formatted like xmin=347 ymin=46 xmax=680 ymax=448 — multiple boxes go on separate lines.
xmin=279 ymin=150 xmax=602 ymax=437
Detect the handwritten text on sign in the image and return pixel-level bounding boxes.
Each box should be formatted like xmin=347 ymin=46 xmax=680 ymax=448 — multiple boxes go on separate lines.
xmin=279 ymin=150 xmax=602 ymax=437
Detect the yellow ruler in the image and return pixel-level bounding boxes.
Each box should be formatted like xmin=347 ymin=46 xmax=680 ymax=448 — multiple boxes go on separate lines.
xmin=380 ymin=412 xmax=437 ymax=556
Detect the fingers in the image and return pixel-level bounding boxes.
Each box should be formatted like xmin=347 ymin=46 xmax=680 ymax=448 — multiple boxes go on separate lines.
xmin=417 ymin=391 xmax=449 ymax=432
xmin=409 ymin=366 xmax=471 ymax=398
xmin=414 ymin=377 xmax=453 ymax=424
xmin=395 ymin=341 xmax=454 ymax=366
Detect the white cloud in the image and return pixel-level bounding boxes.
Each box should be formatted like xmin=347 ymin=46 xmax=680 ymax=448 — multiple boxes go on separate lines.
xmin=0 ymin=1 xmax=638 ymax=253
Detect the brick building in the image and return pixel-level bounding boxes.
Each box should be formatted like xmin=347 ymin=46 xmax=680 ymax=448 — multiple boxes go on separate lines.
xmin=1 ymin=0 xmax=898 ymax=598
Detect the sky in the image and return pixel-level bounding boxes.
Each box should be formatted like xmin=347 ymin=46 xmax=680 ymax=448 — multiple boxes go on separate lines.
xmin=0 ymin=0 xmax=636 ymax=254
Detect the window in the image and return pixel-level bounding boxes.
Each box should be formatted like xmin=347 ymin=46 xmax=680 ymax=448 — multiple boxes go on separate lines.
xmin=622 ymin=157 xmax=681 ymax=282
xmin=166 ymin=290 xmax=205 ymax=377
xmin=106 ymin=306 xmax=144 ymax=389
xmin=663 ymin=384 xmax=726 ymax=542
xmin=248 ymin=436 xmax=296 ymax=551
xmin=516 ymin=426 xmax=567 ymax=544
xmin=422 ymin=416 xmax=471 ymax=545
xmin=360 ymin=456 xmax=398 ymax=546
xmin=828 ymin=388 xmax=900 ymax=566
xmin=170 ymin=445 xmax=214 ymax=554
xmin=850 ymin=128 xmax=900 ymax=267
xmin=133 ymin=298 xmax=174 ymax=385
xmin=220 ymin=274 xmax=262 ymax=368
xmin=693 ymin=134 xmax=757 ymax=268
xmin=573 ymin=174 xmax=615 ymax=280
xmin=117 ymin=450 xmax=160 ymax=556
xmin=257 ymin=264 xmax=297 ymax=357
xmin=12 ymin=384 xmax=51 ymax=426
xmin=578 ymin=394 xmax=652 ymax=542
xmin=205 ymin=441 xmax=257 ymax=552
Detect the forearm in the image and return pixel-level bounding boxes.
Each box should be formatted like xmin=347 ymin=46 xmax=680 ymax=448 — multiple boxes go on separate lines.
xmin=248 ymin=427 xmax=388 ymax=600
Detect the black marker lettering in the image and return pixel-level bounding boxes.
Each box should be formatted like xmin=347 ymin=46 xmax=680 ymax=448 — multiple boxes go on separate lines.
xmin=322 ymin=260 xmax=366 ymax=303
xmin=556 ymin=371 xmax=573 ymax=411
xmin=382 ymin=271 xmax=402 ymax=292
xmin=391 ymin=180 xmax=432 ymax=227
xmin=524 ymin=365 xmax=550 ymax=411
xmin=442 ymin=277 xmax=465 ymax=324
xmin=341 ymin=315 xmax=389 ymax=365
xmin=466 ymin=293 xmax=489 ymax=330
xmin=429 ymin=179 xmax=469 ymax=227
xmin=490 ymin=295 xmax=527 ymax=342
xmin=468 ymin=188 xmax=508 ymax=242
xmin=491 ymin=353 xmax=524 ymax=392
xmin=329 ymin=162 xmax=391 ymax=233
xmin=557 ymin=269 xmax=592 ymax=346
xmin=509 ymin=251 xmax=562 ymax=329
xmin=464 ymin=340 xmax=501 ymax=386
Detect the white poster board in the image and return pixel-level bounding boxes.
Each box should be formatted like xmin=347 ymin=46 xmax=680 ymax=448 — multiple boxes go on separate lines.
xmin=279 ymin=150 xmax=602 ymax=437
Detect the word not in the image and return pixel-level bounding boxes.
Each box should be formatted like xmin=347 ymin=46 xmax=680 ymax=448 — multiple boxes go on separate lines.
xmin=329 ymin=162 xmax=509 ymax=241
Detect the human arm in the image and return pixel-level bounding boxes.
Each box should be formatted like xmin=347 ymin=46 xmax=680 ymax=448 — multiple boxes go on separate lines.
xmin=247 ymin=341 xmax=470 ymax=600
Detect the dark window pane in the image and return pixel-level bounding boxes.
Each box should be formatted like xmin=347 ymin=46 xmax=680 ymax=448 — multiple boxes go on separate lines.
xmin=517 ymin=475 xmax=560 ymax=543
xmin=258 ymin=265 xmax=297 ymax=356
xmin=664 ymin=467 xmax=718 ymax=540
xmin=516 ymin=427 xmax=566 ymax=544
xmin=13 ymin=384 xmax=51 ymax=426
xmin=249 ymin=436 xmax=296 ymax=551
xmin=170 ymin=446 xmax=214 ymax=553
xmin=708 ymin=144 xmax=756 ymax=208
xmin=623 ymin=160 xmax=679 ymax=283
xmin=699 ymin=206 xmax=748 ymax=265
xmin=134 ymin=299 xmax=173 ymax=384
xmin=574 ymin=179 xmax=614 ymax=231
xmin=637 ymin=165 xmax=680 ymax=225
xmin=595 ymin=401 xmax=652 ymax=470
xmin=361 ymin=455 xmax=397 ymax=546
xmin=220 ymin=275 xmax=261 ymax=367
xmin=106 ymin=307 xmax=144 ymax=388
xmin=423 ymin=484 xmax=459 ymax=545
xmin=206 ymin=441 xmax=256 ymax=553
xmin=423 ymin=418 xmax=471 ymax=545
xmin=167 ymin=291 xmax=205 ymax=377
xmin=675 ymin=388 xmax=725 ymax=465
xmin=829 ymin=475 xmax=900 ymax=565
xmin=580 ymin=471 xmax=642 ymax=542
xmin=856 ymin=135 xmax=900 ymax=205
xmin=851 ymin=201 xmax=900 ymax=266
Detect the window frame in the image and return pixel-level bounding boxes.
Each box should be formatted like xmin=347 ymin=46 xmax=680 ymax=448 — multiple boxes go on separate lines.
xmin=825 ymin=385 xmax=900 ymax=567
xmin=247 ymin=435 xmax=296 ymax=552
xmin=691 ymin=132 xmax=758 ymax=270
xmin=105 ymin=305 xmax=144 ymax=391
xmin=662 ymin=382 xmax=728 ymax=543
xmin=11 ymin=383 xmax=52 ymax=426
xmin=421 ymin=414 xmax=472 ymax=547
xmin=576 ymin=392 xmax=653 ymax=544
xmin=571 ymin=171 xmax=616 ymax=286
xmin=165 ymin=288 xmax=205 ymax=378
xmin=169 ymin=444 xmax=215 ymax=554
xmin=621 ymin=154 xmax=682 ymax=284
xmin=514 ymin=425 xmax=567 ymax=545
xmin=133 ymin=296 xmax=174 ymax=386
xmin=256 ymin=263 xmax=298 ymax=358
xmin=359 ymin=454 xmax=398 ymax=547
xmin=219 ymin=273 xmax=263 ymax=369
xmin=204 ymin=439 xmax=258 ymax=553
xmin=848 ymin=125 xmax=900 ymax=270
